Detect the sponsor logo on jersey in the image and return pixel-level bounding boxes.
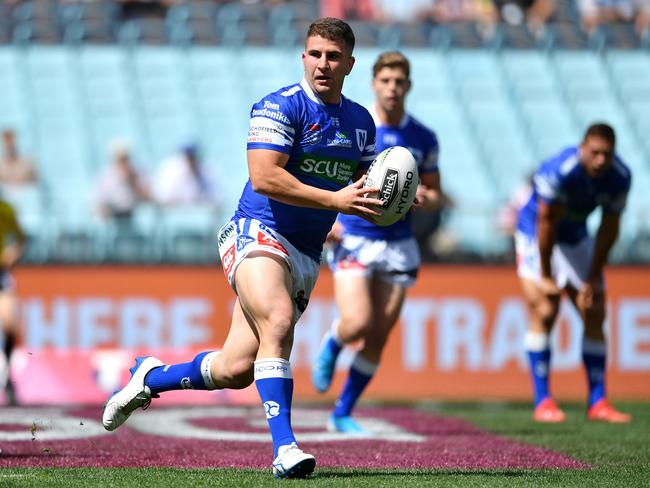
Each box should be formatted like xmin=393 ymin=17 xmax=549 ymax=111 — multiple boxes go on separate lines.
xmin=356 ymin=129 xmax=368 ymax=151
xmin=327 ymin=130 xmax=352 ymax=148
xmin=303 ymin=123 xmax=322 ymax=145
xmin=296 ymin=156 xmax=356 ymax=185
xmin=250 ymin=107 xmax=290 ymax=125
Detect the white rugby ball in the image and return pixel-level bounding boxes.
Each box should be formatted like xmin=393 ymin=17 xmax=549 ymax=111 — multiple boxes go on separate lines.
xmin=363 ymin=146 xmax=418 ymax=226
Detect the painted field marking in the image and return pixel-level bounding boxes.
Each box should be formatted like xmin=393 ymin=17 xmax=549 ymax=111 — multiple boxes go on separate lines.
xmin=0 ymin=407 xmax=424 ymax=443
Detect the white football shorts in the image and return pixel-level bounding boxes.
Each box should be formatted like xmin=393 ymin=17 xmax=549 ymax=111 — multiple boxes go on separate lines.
xmin=217 ymin=218 xmax=319 ymax=321
xmin=327 ymin=234 xmax=420 ymax=287
xmin=514 ymin=230 xmax=603 ymax=290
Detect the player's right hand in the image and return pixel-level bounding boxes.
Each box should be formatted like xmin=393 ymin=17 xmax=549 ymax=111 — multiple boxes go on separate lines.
xmin=539 ymin=276 xmax=561 ymax=298
xmin=331 ymin=175 xmax=384 ymax=221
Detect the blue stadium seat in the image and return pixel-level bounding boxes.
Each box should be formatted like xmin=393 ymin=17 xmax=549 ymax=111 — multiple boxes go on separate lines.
xmin=160 ymin=204 xmax=221 ymax=262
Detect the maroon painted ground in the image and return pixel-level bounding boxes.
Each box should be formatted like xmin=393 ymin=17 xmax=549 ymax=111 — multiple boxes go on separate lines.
xmin=0 ymin=406 xmax=587 ymax=470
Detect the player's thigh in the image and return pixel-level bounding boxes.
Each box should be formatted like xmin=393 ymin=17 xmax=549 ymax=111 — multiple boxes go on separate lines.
xmin=519 ymin=277 xmax=560 ymax=329
xmin=0 ymin=291 xmax=17 ymax=331
xmin=216 ymin=297 xmax=260 ymax=382
xmin=235 ymin=253 xmax=295 ymax=335
xmin=371 ymin=278 xmax=406 ymax=334
xmin=334 ymin=273 xmax=373 ymax=332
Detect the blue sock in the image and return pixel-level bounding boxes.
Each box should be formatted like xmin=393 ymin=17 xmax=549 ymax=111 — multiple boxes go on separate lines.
xmin=254 ymin=358 xmax=296 ymax=458
xmin=525 ymin=331 xmax=551 ymax=407
xmin=582 ymin=337 xmax=606 ymax=407
xmin=333 ymin=354 xmax=377 ymax=418
xmin=144 ymin=351 xmax=219 ymax=395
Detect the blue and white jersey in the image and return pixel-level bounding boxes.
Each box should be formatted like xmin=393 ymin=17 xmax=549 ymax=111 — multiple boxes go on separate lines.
xmin=236 ymin=79 xmax=377 ymax=262
xmin=338 ymin=107 xmax=439 ymax=240
xmin=517 ymin=146 xmax=632 ymax=244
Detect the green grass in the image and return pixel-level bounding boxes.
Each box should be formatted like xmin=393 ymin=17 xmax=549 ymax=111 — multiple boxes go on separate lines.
xmin=2 ymin=402 xmax=649 ymax=487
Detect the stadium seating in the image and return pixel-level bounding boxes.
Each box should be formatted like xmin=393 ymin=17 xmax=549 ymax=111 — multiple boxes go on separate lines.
xmin=0 ymin=25 xmax=648 ymax=263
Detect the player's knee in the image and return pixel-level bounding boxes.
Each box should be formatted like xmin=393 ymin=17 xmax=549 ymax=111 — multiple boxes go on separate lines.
xmin=536 ymin=302 xmax=559 ymax=328
xmin=261 ymin=312 xmax=294 ymax=345
xmin=339 ymin=312 xmax=372 ymax=340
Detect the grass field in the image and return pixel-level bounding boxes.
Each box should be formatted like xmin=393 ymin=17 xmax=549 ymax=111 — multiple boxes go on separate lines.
xmin=1 ymin=401 xmax=648 ymax=487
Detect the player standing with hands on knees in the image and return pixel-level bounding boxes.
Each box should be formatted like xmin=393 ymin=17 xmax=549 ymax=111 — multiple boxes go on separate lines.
xmin=312 ymin=51 xmax=445 ymax=434
xmin=516 ymin=123 xmax=632 ymax=424
xmin=102 ymin=17 xmax=383 ymax=479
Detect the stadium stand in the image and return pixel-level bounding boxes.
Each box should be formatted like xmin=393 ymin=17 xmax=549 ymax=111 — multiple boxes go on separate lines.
xmin=0 ymin=0 xmax=647 ymax=264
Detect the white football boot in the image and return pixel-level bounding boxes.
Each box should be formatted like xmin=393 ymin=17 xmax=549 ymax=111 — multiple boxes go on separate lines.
xmin=272 ymin=442 xmax=316 ymax=479
xmin=102 ymin=356 xmax=163 ymax=431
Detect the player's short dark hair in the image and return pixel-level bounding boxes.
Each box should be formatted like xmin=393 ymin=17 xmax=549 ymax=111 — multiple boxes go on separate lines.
xmin=306 ymin=17 xmax=355 ymax=53
xmin=584 ymin=123 xmax=616 ymax=147
xmin=373 ymin=51 xmax=410 ymax=79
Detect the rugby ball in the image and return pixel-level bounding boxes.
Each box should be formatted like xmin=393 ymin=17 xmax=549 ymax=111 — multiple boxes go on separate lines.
xmin=363 ymin=146 xmax=418 ymax=226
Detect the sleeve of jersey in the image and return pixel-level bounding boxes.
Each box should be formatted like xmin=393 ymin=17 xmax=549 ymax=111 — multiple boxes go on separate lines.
xmin=534 ymin=167 xmax=566 ymax=205
xmin=246 ymin=94 xmax=296 ymax=154
xmin=358 ymin=124 xmax=377 ymax=172
xmin=420 ymin=133 xmax=440 ymax=174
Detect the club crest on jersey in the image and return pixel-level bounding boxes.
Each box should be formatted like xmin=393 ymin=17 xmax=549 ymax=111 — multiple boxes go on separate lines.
xmin=303 ymin=123 xmax=322 ymax=145
xmin=356 ymin=129 xmax=368 ymax=151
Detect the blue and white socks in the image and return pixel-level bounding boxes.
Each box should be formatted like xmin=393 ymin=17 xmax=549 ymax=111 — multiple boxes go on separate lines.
xmin=255 ymin=358 xmax=296 ymax=457
xmin=525 ymin=331 xmax=551 ymax=407
xmin=144 ymin=351 xmax=220 ymax=395
xmin=582 ymin=337 xmax=606 ymax=407
xmin=333 ymin=354 xmax=378 ymax=418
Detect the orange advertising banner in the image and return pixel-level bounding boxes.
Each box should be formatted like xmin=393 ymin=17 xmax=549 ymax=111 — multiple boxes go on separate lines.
xmin=11 ymin=265 xmax=650 ymax=403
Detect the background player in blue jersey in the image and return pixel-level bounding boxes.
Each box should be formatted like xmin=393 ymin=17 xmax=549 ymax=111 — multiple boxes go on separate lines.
xmin=311 ymin=51 xmax=445 ymax=434
xmin=516 ymin=123 xmax=632 ymax=424
xmin=102 ymin=18 xmax=385 ymax=479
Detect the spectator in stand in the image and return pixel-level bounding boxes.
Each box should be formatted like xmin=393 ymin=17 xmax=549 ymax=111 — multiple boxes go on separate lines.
xmin=319 ymin=0 xmax=378 ymax=21
xmin=0 ymin=129 xmax=37 ymax=188
xmin=493 ymin=0 xmax=556 ymax=37
xmin=94 ymin=139 xmax=150 ymax=223
xmin=578 ymin=0 xmax=650 ymax=35
xmin=152 ymin=143 xmax=220 ymax=207
xmin=117 ymin=0 xmax=178 ymax=20
xmin=371 ymin=0 xmax=436 ymax=23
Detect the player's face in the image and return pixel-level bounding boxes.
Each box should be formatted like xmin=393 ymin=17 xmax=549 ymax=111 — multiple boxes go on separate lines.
xmin=579 ymin=136 xmax=614 ymax=178
xmin=302 ymin=35 xmax=355 ymax=104
xmin=372 ymin=66 xmax=410 ymax=113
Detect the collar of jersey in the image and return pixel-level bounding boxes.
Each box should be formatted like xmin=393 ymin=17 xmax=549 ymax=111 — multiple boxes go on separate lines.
xmin=300 ymin=78 xmax=343 ymax=108
xmin=369 ymin=104 xmax=410 ymax=129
